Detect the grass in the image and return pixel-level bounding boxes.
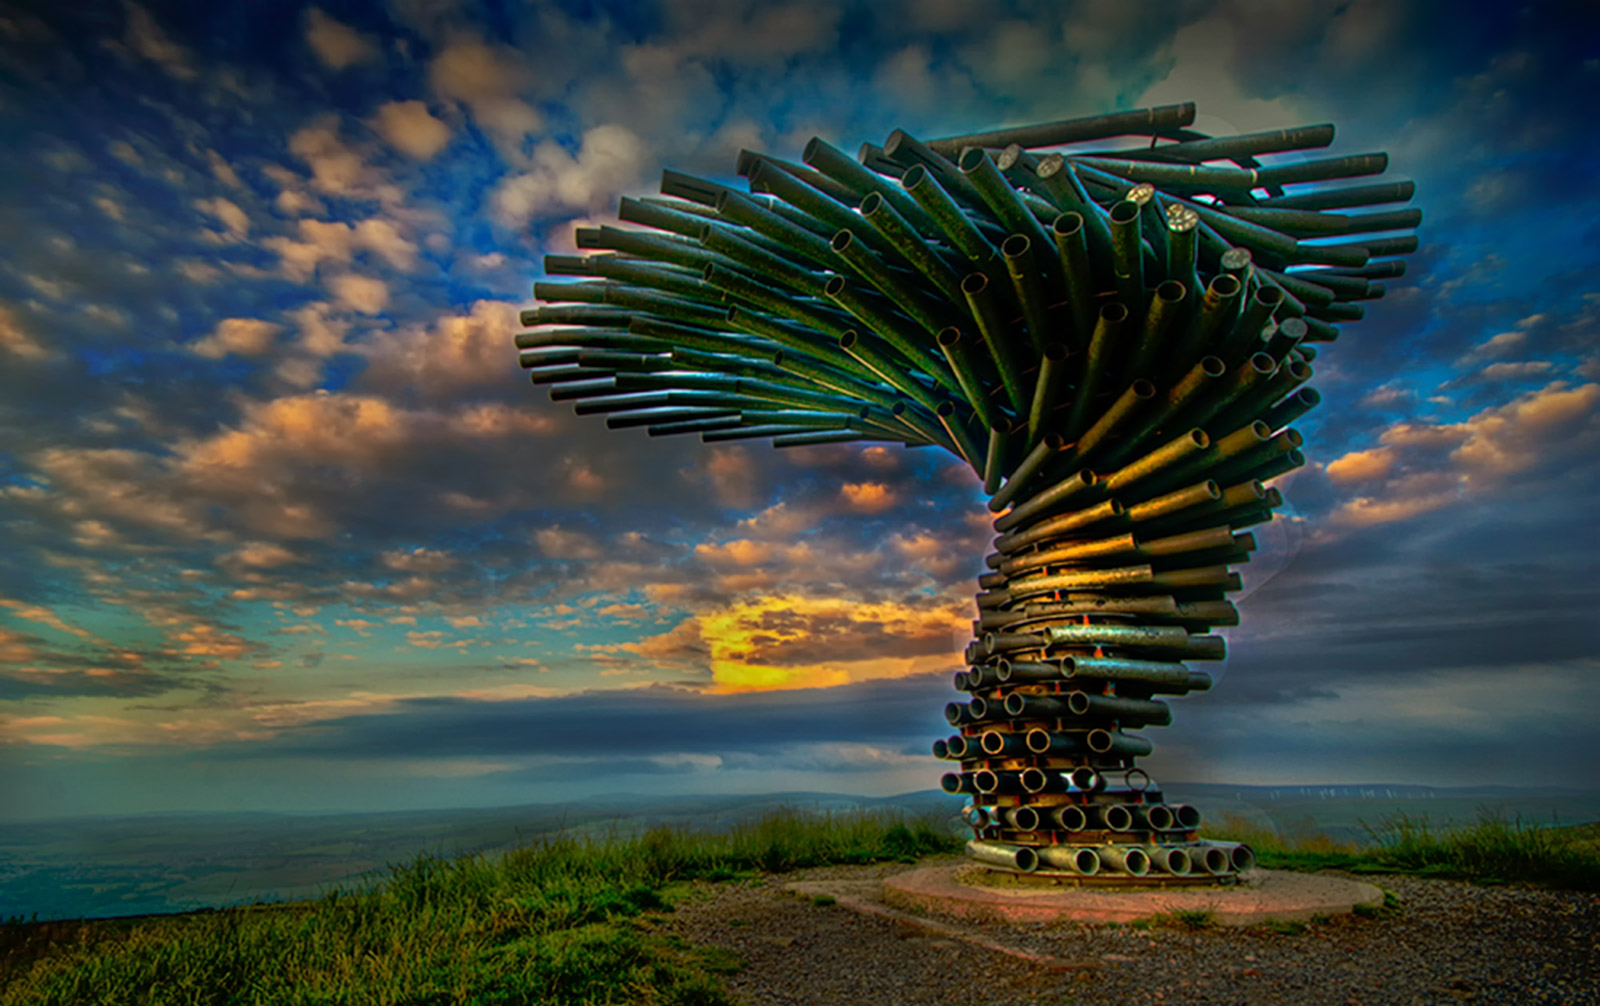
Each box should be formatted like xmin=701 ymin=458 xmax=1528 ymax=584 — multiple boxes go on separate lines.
xmin=0 ymin=807 xmax=958 ymax=1006
xmin=1207 ymin=808 xmax=1600 ymax=892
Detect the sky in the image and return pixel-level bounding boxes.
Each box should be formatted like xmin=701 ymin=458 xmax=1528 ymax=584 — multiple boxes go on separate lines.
xmin=1 ymin=0 xmax=1598 ymax=823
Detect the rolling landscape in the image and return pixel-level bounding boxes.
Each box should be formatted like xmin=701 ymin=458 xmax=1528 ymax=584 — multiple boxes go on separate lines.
xmin=7 ymin=782 xmax=1598 ymax=924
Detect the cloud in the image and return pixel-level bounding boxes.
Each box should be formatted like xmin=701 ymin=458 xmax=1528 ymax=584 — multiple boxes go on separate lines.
xmin=428 ymin=39 xmax=542 ymax=156
xmin=193 ymin=197 xmax=250 ymax=241
xmin=490 ymin=124 xmax=646 ymax=229
xmin=263 ymin=217 xmax=418 ymax=280
xmin=304 ymin=8 xmax=379 ymax=70
xmin=188 ymin=318 xmax=282 ymax=359
xmin=120 ymin=1 xmax=196 ymax=81
xmin=369 ymin=100 xmax=452 ymax=159
xmin=1327 ymin=381 xmax=1600 ymax=527
xmin=0 ymin=305 xmax=54 ymax=362
xmin=327 ymin=273 xmax=389 ymax=314
xmin=357 ymin=299 xmax=522 ymax=394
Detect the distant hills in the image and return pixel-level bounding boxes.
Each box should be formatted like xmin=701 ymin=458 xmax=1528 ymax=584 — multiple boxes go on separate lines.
xmin=4 ymin=783 xmax=1596 ymax=923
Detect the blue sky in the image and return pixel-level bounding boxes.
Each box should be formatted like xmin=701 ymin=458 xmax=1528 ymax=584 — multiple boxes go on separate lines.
xmin=1 ymin=0 xmax=1597 ymax=821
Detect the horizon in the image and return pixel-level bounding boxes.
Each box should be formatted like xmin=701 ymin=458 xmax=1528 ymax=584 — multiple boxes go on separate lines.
xmin=3 ymin=0 xmax=1598 ymax=822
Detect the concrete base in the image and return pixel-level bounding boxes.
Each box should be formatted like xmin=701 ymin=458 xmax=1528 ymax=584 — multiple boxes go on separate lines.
xmin=878 ymin=865 xmax=1384 ymax=926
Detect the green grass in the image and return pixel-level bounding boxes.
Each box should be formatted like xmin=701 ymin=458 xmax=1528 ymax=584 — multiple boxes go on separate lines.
xmin=1159 ymin=909 xmax=1215 ymax=930
xmin=0 ymin=807 xmax=959 ymax=1006
xmin=1208 ymin=808 xmax=1600 ymax=892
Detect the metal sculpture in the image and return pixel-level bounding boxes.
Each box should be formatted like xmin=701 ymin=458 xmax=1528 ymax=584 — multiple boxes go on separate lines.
xmin=515 ymin=102 xmax=1419 ymax=884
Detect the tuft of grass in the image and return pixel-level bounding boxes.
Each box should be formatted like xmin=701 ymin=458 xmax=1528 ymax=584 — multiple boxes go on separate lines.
xmin=0 ymin=806 xmax=960 ymax=1006
xmin=1260 ymin=918 xmax=1307 ymax=935
xmin=1160 ymin=909 xmax=1215 ymax=930
xmin=809 ymin=895 xmax=836 ymax=907
xmin=1208 ymin=807 xmax=1600 ymax=892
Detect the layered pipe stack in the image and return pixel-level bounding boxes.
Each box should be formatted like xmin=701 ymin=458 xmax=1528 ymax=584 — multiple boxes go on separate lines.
xmin=516 ymin=102 xmax=1419 ymax=884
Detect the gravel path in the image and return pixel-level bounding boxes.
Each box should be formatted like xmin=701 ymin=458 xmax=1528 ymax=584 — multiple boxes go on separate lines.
xmin=667 ymin=856 xmax=1599 ymax=1005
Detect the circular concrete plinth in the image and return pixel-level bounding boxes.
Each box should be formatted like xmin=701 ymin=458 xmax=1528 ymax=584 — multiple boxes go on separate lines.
xmin=882 ymin=865 xmax=1384 ymax=926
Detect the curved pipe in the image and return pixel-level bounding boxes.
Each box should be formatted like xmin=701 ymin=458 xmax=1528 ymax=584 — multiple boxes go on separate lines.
xmin=1097 ymin=845 xmax=1151 ymax=877
xmin=1037 ymin=845 xmax=1101 ymax=876
xmin=966 ymin=840 xmax=1039 ymax=873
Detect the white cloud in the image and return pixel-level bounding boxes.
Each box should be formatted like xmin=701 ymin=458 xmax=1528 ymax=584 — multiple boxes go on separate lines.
xmin=370 ymin=100 xmax=452 ymax=160
xmin=304 ymin=8 xmax=379 ymax=70
xmin=490 ymin=124 xmax=646 ymax=229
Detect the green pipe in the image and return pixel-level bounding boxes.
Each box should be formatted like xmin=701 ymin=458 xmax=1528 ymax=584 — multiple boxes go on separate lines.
xmin=1167 ymin=274 xmax=1243 ymax=374
xmin=515 ymin=328 xmax=663 ymax=351
xmin=900 ymin=163 xmax=996 ymax=263
xmin=713 ymin=189 xmax=835 ymax=268
xmin=1093 ymin=355 xmax=1223 ymax=471
xmin=1141 ymin=421 xmax=1272 ymax=496
xmin=883 ymin=129 xmax=986 ymax=207
xmin=1067 ymin=691 xmax=1172 ymax=727
xmin=1208 ymin=358 xmax=1312 ymax=433
xmin=837 ymin=330 xmax=940 ymax=413
xmin=1210 ymin=430 xmax=1303 ymax=485
xmin=936 ymin=401 xmax=984 ymax=470
xmin=1034 ymin=155 xmax=1116 ymax=282
xmin=958 ymin=148 xmax=1065 ymax=300
xmin=1259 ymin=179 xmax=1414 ymax=211
xmin=803 ymin=136 xmax=938 ymax=235
xmin=986 ymin=432 xmax=1066 ymax=513
xmin=703 ymin=424 xmax=834 ymax=443
xmin=1226 ymin=285 xmax=1285 ymax=363
xmin=1124 ymin=280 xmax=1188 ymax=381
xmin=736 ymin=149 xmax=858 ymax=204
xmin=1223 ymin=206 xmax=1353 ymax=236
xmin=1257 ymin=267 xmax=1336 ymax=307
xmin=992 ymin=468 xmax=1100 ymax=533
xmin=961 ymin=272 xmax=1029 ymax=414
xmin=1301 ymin=316 xmax=1341 ymax=342
xmin=1310 ymin=300 xmax=1366 ymax=322
xmin=1109 ymin=199 xmax=1145 ymax=327
xmin=548 ymin=377 xmax=619 ymax=401
xmin=994 ymin=500 xmax=1124 ymax=554
xmin=830 ymin=229 xmax=948 ymax=337
xmin=1027 ymin=343 xmax=1070 ymax=446
xmin=825 ymin=275 xmax=958 ymax=392
xmin=770 ymin=348 xmax=898 ymax=409
xmin=936 ymin=327 xmax=1002 ymax=430
xmin=925 ymin=103 xmax=1195 ymax=155
xmin=858 ymin=191 xmax=965 ymax=303
xmin=722 ymin=306 xmax=863 ymax=376
xmin=605 ymin=406 xmax=731 ymax=428
xmin=1125 ymin=123 xmax=1334 ymax=163
xmin=1102 ymin=429 xmax=1209 ymax=495
xmin=749 ymin=161 xmax=902 ymax=260
xmin=698 ymin=222 xmax=824 ymax=293
xmin=1263 ymin=316 xmax=1308 ymax=361
xmin=1172 ymin=352 xmax=1278 ymax=436
xmin=1071 ymin=155 xmax=1261 ymax=194
xmin=1001 ymin=235 xmax=1053 ymax=354
xmin=647 ymin=416 xmax=746 ymax=436
xmin=1330 ymin=207 xmax=1422 ymax=235
xmin=983 ymin=425 xmax=1010 ymax=494
xmin=703 ymin=264 xmax=851 ymax=338
xmin=1063 ymin=302 xmax=1132 ymax=441
xmin=1254 ymin=152 xmax=1388 ymax=188
xmin=738 ymin=409 xmax=863 ymax=430
xmin=1050 ymin=212 xmax=1096 ymax=351
xmin=1260 ymin=387 xmax=1320 ymax=432
xmin=1067 ymin=378 xmax=1156 ymax=466
xmin=1165 ymin=203 xmax=1200 ymax=296
xmin=521 ymin=304 xmax=635 ymax=329
xmin=1126 ymin=480 xmax=1222 ymax=524
xmin=575 ymin=225 xmax=729 ymax=274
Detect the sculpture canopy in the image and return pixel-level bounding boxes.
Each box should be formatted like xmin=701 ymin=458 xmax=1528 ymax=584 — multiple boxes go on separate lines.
xmin=515 ymin=101 xmax=1419 ymax=882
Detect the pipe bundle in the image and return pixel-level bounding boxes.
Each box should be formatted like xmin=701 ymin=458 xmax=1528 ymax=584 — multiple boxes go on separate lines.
xmin=516 ymin=101 xmax=1418 ymax=884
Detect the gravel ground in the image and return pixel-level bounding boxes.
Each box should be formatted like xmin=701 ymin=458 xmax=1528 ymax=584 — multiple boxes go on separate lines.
xmin=667 ymin=856 xmax=1599 ymax=1005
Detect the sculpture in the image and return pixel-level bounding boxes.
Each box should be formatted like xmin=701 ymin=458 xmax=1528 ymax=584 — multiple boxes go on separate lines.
xmin=514 ymin=102 xmax=1419 ymax=884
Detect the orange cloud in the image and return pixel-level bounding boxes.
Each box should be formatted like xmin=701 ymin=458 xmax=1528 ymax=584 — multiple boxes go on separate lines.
xmin=840 ymin=481 xmax=897 ymax=512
